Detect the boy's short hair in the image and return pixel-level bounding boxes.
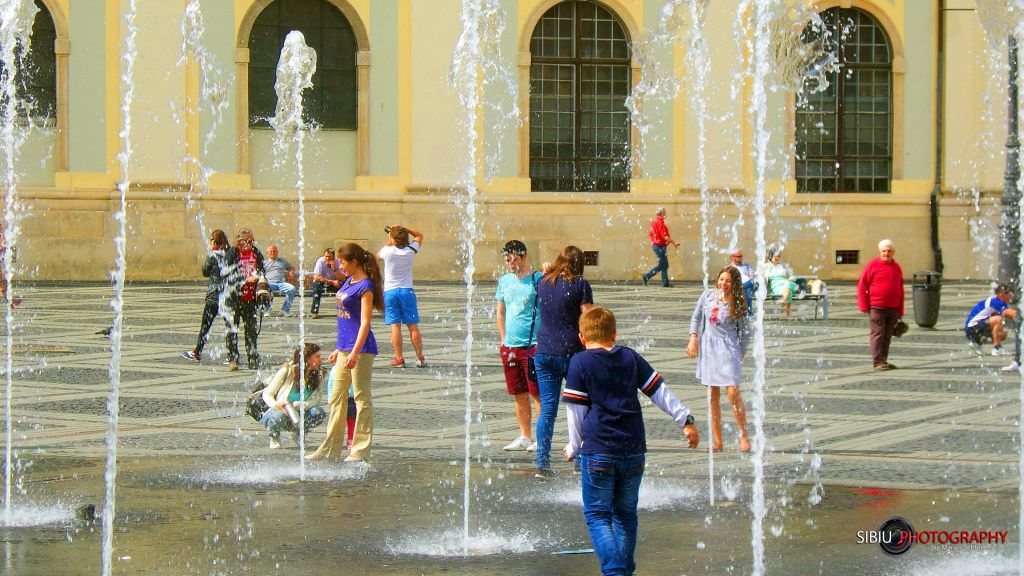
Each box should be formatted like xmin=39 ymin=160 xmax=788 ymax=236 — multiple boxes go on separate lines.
xmin=579 ymin=306 xmax=616 ymax=343
xmin=390 ymin=226 xmax=410 ymax=248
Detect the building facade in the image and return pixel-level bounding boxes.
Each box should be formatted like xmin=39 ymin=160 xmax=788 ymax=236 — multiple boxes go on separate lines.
xmin=6 ymin=0 xmax=1007 ymax=281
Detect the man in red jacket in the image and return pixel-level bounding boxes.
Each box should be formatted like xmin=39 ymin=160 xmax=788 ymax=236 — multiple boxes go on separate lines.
xmin=642 ymin=208 xmax=680 ymax=287
xmin=857 ymin=239 xmax=904 ymax=370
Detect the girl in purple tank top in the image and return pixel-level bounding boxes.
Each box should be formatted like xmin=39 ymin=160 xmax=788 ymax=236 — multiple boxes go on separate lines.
xmin=307 ymin=243 xmax=384 ymax=462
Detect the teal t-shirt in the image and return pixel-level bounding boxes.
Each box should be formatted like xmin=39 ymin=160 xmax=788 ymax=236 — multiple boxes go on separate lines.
xmin=495 ymin=271 xmax=541 ymax=347
xmin=287 ymin=386 xmax=315 ymax=404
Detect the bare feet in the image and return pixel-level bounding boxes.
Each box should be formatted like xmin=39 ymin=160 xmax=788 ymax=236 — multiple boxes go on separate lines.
xmin=739 ymin=437 xmax=751 ymax=452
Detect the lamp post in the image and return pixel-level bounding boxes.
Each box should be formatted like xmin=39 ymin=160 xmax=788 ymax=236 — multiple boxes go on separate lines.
xmin=1000 ymin=35 xmax=1021 ymax=292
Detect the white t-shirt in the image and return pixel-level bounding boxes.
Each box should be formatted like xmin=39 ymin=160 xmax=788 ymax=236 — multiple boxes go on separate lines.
xmin=378 ymin=241 xmax=420 ymax=291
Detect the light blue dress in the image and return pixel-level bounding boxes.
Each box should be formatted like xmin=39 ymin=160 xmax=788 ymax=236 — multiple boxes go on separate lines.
xmin=690 ymin=290 xmax=750 ymax=387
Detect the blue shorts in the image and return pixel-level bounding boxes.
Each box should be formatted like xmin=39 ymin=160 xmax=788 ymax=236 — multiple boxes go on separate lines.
xmin=384 ymin=288 xmax=420 ymax=325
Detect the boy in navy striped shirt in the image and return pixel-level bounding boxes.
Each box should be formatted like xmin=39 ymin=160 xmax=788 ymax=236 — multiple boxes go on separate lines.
xmin=563 ymin=306 xmax=699 ymax=576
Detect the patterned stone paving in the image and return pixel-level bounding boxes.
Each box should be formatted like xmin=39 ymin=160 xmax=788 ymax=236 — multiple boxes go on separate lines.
xmin=1 ymin=280 xmax=1019 ymax=492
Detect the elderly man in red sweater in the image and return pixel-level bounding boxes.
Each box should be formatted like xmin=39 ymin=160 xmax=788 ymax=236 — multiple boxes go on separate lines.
xmin=857 ymin=239 xmax=904 ymax=370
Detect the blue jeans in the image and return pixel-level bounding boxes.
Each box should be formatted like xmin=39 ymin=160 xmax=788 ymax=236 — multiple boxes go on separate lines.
xmin=644 ymin=245 xmax=669 ymax=286
xmin=579 ymin=453 xmax=645 ymax=576
xmin=268 ymin=281 xmax=296 ymax=313
xmin=260 ymin=406 xmax=327 ymax=437
xmin=534 ymin=353 xmax=571 ymax=470
xmin=742 ymin=279 xmax=755 ymax=316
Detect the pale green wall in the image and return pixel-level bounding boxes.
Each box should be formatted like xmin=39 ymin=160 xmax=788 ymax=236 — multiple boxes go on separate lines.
xmin=369 ymin=0 xmax=399 ymax=176
xmin=20 ymin=131 xmax=55 ymax=186
xmin=199 ymin=0 xmax=238 ymax=174
xmin=903 ymin=0 xmax=936 ymax=180
xmin=482 ymin=0 xmax=519 ymax=178
xmin=250 ymin=129 xmax=356 ymax=189
xmin=641 ymin=0 xmax=673 ymax=180
xmin=68 ymin=0 xmax=106 ymax=173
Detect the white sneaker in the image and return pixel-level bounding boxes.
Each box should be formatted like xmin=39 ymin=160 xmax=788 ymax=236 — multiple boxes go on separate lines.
xmin=992 ymin=346 xmax=1009 ymax=356
xmin=968 ymin=341 xmax=984 ymax=356
xmin=503 ymin=436 xmax=531 ymax=451
xmin=269 ymin=437 xmax=282 ymax=450
xmin=526 ymin=441 xmax=537 ymax=452
xmin=343 ymin=455 xmax=364 ymax=463
xmin=1002 ymin=361 xmax=1021 ymax=372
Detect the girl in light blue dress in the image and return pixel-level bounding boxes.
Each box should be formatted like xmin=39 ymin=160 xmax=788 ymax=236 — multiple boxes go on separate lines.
xmin=687 ymin=266 xmax=751 ymax=452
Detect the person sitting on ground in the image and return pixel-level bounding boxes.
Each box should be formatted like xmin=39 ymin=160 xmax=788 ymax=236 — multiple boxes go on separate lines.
xmin=563 ymin=306 xmax=699 ymax=576
xmin=966 ymin=283 xmax=1018 ymax=357
xmin=729 ymin=248 xmax=755 ymax=315
xmin=378 ymin=224 xmax=426 ymax=368
xmin=496 ymin=240 xmax=542 ymax=452
xmin=310 ymin=248 xmax=342 ymax=319
xmin=764 ymin=248 xmax=798 ymax=319
xmin=259 ymin=343 xmax=328 ymax=449
xmin=264 ymin=244 xmax=298 ymax=317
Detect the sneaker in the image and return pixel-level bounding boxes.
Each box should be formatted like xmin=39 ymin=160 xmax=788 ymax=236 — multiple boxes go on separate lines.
xmin=992 ymin=346 xmax=1009 ymax=356
xmin=269 ymin=437 xmax=281 ymax=450
xmin=968 ymin=340 xmax=984 ymax=356
xmin=180 ymin=350 xmax=200 ymax=363
xmin=642 ymin=275 xmax=649 ymax=286
xmin=9 ymin=298 xmax=21 ymax=309
xmin=503 ymin=436 xmax=531 ymax=451
xmin=1002 ymin=361 xmax=1021 ymax=372
xmin=662 ymin=283 xmax=675 ymax=288
xmin=282 ymin=311 xmax=296 ymax=318
xmin=534 ymin=468 xmax=556 ymax=480
xmin=873 ymin=364 xmax=893 ymax=371
xmin=311 ymin=312 xmax=319 ymax=320
xmin=343 ymin=456 xmax=364 ymax=463
xmin=390 ymin=358 xmax=406 ymax=368
xmin=526 ymin=441 xmax=537 ymax=452
xmin=416 ymin=357 xmax=427 ymax=368
xmin=228 ymin=361 xmax=239 ymax=372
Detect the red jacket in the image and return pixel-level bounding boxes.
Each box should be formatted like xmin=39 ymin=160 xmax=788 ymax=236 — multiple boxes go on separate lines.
xmin=857 ymin=257 xmax=904 ymax=316
xmin=649 ymin=216 xmax=670 ymax=246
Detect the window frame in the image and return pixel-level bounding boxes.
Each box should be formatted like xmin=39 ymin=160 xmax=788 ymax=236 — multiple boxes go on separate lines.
xmin=529 ymin=0 xmax=632 ymax=193
xmin=246 ymin=0 xmax=358 ymax=131
xmin=795 ymin=7 xmax=893 ymax=194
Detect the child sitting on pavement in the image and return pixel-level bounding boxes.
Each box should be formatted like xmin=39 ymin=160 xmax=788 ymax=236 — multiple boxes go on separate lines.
xmin=562 ymin=306 xmax=700 ymax=576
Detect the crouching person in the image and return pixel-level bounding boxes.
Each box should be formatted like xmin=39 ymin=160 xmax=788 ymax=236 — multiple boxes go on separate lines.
xmin=260 ymin=343 xmax=327 ymax=449
xmin=563 ymin=307 xmax=699 ymax=576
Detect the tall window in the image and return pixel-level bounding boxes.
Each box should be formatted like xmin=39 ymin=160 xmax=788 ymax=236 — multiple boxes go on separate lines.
xmin=796 ymin=8 xmax=892 ymax=193
xmin=0 ymin=0 xmax=57 ymax=121
xmin=248 ymin=0 xmax=357 ymax=129
xmin=529 ymin=1 xmax=631 ymax=192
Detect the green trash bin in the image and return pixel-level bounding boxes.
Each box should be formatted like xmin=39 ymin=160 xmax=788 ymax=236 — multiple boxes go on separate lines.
xmin=912 ymin=271 xmax=941 ymax=328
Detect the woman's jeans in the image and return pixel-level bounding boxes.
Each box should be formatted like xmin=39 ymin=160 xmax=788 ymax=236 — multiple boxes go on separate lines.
xmin=579 ymin=453 xmax=645 ymax=576
xmin=534 ymin=353 xmax=571 ymax=470
xmin=260 ymin=406 xmax=327 ymax=437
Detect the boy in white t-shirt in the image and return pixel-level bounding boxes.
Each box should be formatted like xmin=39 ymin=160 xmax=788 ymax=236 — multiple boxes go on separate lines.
xmin=378 ymin=225 xmax=426 ymax=368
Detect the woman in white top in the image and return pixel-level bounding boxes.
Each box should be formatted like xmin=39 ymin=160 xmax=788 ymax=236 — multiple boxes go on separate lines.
xmin=259 ymin=343 xmax=326 ymax=449
xmin=378 ymin=225 xmax=426 ymax=368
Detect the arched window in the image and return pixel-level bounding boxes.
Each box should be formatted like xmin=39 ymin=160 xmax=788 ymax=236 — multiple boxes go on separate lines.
xmin=796 ymin=7 xmax=892 ymax=193
xmin=248 ymin=0 xmax=357 ymax=129
xmin=2 ymin=0 xmax=57 ymax=121
xmin=529 ymin=1 xmax=631 ymax=192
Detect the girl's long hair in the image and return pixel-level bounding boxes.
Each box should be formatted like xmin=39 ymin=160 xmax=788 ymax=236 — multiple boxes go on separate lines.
xmin=718 ymin=266 xmax=747 ymax=319
xmin=543 ymin=245 xmax=585 ymax=286
xmin=338 ymin=242 xmax=384 ymax=312
xmin=291 ymin=342 xmax=322 ymax=391
xmin=210 ymin=229 xmax=228 ymax=250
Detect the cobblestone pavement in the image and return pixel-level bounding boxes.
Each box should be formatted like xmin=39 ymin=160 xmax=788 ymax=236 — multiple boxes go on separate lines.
xmin=2 ymin=281 xmax=1018 ymax=492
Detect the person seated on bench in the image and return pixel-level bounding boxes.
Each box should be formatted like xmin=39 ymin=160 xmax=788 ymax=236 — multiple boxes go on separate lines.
xmin=764 ymin=248 xmax=797 ymax=319
xmin=265 ymin=244 xmax=297 ymax=317
xmin=729 ymin=249 xmax=755 ymax=316
xmin=310 ymin=248 xmax=342 ymax=319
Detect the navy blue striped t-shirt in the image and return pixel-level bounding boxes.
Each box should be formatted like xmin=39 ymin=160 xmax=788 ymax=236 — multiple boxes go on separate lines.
xmin=562 ymin=346 xmax=663 ymax=456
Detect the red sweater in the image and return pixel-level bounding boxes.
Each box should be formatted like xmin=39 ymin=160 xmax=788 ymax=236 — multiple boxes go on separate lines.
xmin=648 ymin=216 xmax=670 ymax=246
xmin=857 ymin=258 xmax=904 ymax=316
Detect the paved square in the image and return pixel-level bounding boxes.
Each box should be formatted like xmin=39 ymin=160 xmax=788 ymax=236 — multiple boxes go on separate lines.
xmin=2 ymin=280 xmax=1018 ymax=492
